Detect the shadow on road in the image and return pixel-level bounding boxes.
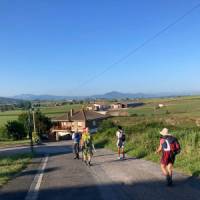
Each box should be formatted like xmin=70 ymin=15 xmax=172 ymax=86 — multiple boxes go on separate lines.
xmin=0 ymin=143 xmax=73 ymax=156
xmin=1 ymin=176 xmax=200 ymax=200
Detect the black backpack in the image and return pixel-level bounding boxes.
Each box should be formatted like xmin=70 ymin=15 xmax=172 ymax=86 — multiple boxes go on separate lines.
xmin=121 ymin=132 xmax=125 ymax=142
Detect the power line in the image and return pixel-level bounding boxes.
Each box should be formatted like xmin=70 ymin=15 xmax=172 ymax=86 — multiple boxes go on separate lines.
xmin=70 ymin=2 xmax=200 ymax=93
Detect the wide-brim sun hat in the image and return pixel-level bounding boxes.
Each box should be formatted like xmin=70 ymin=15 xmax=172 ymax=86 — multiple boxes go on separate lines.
xmin=160 ymin=128 xmax=171 ymax=136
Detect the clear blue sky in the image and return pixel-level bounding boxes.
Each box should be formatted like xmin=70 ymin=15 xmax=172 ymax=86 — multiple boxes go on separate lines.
xmin=0 ymin=0 xmax=200 ymax=97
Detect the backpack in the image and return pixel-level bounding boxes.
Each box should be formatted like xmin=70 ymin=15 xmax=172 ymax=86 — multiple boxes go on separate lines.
xmin=121 ymin=133 xmax=126 ymax=142
xmin=162 ymin=136 xmax=181 ymax=155
xmin=83 ymin=135 xmax=91 ymax=148
xmin=74 ymin=133 xmax=80 ymax=143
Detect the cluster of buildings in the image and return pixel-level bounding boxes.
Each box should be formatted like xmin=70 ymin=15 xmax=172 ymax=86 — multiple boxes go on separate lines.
xmin=50 ymin=101 xmax=144 ymax=141
xmin=86 ymin=101 xmax=144 ymax=111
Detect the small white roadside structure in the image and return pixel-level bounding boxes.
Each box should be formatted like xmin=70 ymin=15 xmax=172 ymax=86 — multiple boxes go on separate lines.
xmin=158 ymin=104 xmax=164 ymax=108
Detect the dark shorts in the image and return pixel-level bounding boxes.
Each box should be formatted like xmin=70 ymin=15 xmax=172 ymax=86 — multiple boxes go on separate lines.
xmin=161 ymin=151 xmax=175 ymax=166
xmin=117 ymin=140 xmax=125 ymax=148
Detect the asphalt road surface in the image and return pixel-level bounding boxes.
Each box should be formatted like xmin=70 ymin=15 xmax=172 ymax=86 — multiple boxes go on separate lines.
xmin=0 ymin=141 xmax=200 ymax=200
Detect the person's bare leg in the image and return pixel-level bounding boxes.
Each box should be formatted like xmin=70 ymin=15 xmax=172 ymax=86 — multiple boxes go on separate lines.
xmin=161 ymin=164 xmax=173 ymax=186
xmin=167 ymin=163 xmax=173 ymax=177
xmin=118 ymin=147 xmax=121 ymax=158
xmin=83 ymin=153 xmax=86 ymax=161
xmin=122 ymin=147 xmax=125 ymax=159
xmin=166 ymin=163 xmax=173 ymax=185
xmin=88 ymin=154 xmax=92 ymax=166
xmin=161 ymin=164 xmax=168 ymax=176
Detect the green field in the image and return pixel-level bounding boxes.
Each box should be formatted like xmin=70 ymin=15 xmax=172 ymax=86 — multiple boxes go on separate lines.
xmin=0 ymin=104 xmax=82 ymax=127
xmin=126 ymin=96 xmax=200 ymax=127
xmin=1 ymin=96 xmax=200 ymax=128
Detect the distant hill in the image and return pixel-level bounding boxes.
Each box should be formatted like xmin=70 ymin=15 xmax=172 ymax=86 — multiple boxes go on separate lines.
xmin=13 ymin=94 xmax=87 ymax=101
xmin=0 ymin=97 xmax=24 ymax=105
xmin=10 ymin=91 xmax=196 ymax=101
xmin=13 ymin=94 xmax=68 ymax=101
xmin=91 ymin=91 xmax=157 ymax=99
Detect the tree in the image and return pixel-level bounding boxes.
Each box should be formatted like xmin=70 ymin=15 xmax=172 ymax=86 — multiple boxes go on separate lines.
xmin=0 ymin=126 xmax=8 ymax=139
xmin=18 ymin=110 xmax=52 ymax=139
xmin=18 ymin=101 xmax=32 ymax=110
xmin=18 ymin=112 xmax=33 ymax=138
xmin=5 ymin=121 xmax=26 ymax=140
xmin=34 ymin=110 xmax=52 ymax=137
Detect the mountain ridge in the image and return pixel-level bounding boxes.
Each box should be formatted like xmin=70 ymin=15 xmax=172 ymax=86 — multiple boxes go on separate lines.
xmin=10 ymin=91 xmax=198 ymax=101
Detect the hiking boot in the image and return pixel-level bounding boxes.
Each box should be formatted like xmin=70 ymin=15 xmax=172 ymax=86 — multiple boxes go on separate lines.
xmin=166 ymin=175 xmax=173 ymax=186
xmin=117 ymin=156 xmax=121 ymax=160
xmin=88 ymin=161 xmax=91 ymax=166
xmin=169 ymin=176 xmax=173 ymax=186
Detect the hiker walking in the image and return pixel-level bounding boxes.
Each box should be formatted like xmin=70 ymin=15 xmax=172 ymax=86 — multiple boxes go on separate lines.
xmin=156 ymin=128 xmax=181 ymax=186
xmin=116 ymin=126 xmax=126 ymax=159
xmin=72 ymin=130 xmax=81 ymax=159
xmin=81 ymin=127 xmax=93 ymax=166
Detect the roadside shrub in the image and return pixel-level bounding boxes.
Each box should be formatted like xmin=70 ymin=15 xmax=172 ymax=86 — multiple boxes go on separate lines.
xmin=130 ymin=113 xmax=138 ymax=117
xmin=5 ymin=121 xmax=26 ymax=140
xmin=131 ymin=146 xmax=148 ymax=158
xmin=99 ymin=120 xmax=116 ymax=131
xmin=0 ymin=126 xmax=9 ymax=140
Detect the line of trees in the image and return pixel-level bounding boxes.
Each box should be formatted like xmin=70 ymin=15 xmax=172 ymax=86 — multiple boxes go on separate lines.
xmin=0 ymin=101 xmax=32 ymax=112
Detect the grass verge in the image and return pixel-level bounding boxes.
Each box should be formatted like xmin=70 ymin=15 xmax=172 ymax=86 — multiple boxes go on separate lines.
xmin=0 ymin=153 xmax=33 ymax=187
xmin=0 ymin=140 xmax=30 ymax=148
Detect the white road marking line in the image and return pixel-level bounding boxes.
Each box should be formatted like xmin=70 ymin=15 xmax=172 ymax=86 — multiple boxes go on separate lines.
xmin=25 ymin=155 xmax=49 ymax=200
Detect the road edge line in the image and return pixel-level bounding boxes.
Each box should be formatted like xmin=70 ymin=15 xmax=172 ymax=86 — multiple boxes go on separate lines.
xmin=25 ymin=155 xmax=49 ymax=200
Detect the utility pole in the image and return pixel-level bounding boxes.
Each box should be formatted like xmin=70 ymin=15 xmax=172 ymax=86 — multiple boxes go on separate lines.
xmin=32 ymin=106 xmax=36 ymax=133
xmin=28 ymin=108 xmax=34 ymax=153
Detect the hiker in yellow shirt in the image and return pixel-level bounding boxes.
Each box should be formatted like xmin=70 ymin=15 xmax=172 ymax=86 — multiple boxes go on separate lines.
xmin=81 ymin=127 xmax=93 ymax=166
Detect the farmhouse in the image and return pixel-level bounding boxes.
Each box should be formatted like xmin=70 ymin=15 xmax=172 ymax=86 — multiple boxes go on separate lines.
xmin=110 ymin=102 xmax=144 ymax=110
xmin=51 ymin=109 xmax=109 ymax=140
xmin=86 ymin=102 xmax=110 ymax=111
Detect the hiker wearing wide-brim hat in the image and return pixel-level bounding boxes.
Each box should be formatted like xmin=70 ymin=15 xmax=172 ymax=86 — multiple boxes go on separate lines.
xmin=156 ymin=128 xmax=181 ymax=186
xmin=160 ymin=128 xmax=172 ymax=136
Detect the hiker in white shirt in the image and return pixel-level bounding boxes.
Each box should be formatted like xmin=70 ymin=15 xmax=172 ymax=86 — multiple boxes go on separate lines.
xmin=116 ymin=126 xmax=125 ymax=159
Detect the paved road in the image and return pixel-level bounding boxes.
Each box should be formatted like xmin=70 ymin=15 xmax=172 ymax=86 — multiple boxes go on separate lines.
xmin=0 ymin=141 xmax=71 ymax=156
xmin=0 ymin=141 xmax=200 ymax=200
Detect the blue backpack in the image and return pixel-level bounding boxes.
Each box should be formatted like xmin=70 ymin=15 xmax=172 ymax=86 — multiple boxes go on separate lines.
xmin=74 ymin=133 xmax=80 ymax=143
